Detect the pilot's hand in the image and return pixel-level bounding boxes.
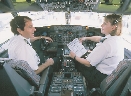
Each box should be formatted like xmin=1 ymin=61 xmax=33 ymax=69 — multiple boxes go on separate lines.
xmin=45 ymin=58 xmax=54 ymax=66
xmin=42 ymin=36 xmax=53 ymax=42
xmin=79 ymin=37 xmax=87 ymax=43
xmin=69 ymin=51 xmax=76 ymax=59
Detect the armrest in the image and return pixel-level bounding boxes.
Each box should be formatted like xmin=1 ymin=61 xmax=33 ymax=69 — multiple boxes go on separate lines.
xmin=39 ymin=67 xmax=50 ymax=84
xmin=37 ymin=67 xmax=50 ymax=96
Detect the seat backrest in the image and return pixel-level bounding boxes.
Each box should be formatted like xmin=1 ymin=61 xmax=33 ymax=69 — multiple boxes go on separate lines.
xmin=0 ymin=58 xmax=51 ymax=96
xmin=5 ymin=59 xmax=40 ymax=87
xmin=124 ymin=48 xmax=131 ymax=59
xmin=100 ymin=59 xmax=131 ymax=96
xmin=120 ymin=74 xmax=131 ymax=96
xmin=0 ymin=59 xmax=34 ymax=96
xmin=0 ymin=49 xmax=8 ymax=58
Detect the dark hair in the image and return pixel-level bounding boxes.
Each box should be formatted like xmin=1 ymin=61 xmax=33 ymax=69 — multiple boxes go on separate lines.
xmin=10 ymin=16 xmax=32 ymax=35
xmin=104 ymin=14 xmax=122 ymax=36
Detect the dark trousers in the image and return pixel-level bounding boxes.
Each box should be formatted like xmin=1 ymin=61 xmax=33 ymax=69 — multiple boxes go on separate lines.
xmin=75 ymin=60 xmax=108 ymax=89
xmin=39 ymin=56 xmax=61 ymax=78
xmin=50 ymin=57 xmax=61 ymax=73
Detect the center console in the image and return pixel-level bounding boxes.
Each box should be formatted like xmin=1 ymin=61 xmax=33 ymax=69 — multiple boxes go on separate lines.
xmin=48 ymin=56 xmax=87 ymax=96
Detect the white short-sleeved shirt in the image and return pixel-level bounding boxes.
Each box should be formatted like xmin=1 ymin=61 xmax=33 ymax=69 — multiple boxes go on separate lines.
xmin=8 ymin=35 xmax=40 ymax=70
xmin=86 ymin=35 xmax=124 ymax=75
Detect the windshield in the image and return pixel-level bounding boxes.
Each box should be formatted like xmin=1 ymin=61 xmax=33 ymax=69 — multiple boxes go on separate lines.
xmin=0 ymin=11 xmax=131 ymax=50
xmin=0 ymin=13 xmax=14 ymax=44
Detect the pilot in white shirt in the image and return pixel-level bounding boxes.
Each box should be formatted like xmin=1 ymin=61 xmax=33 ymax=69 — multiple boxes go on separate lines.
xmin=8 ymin=16 xmax=57 ymax=75
xmin=87 ymin=34 xmax=124 ymax=75
xmin=8 ymin=35 xmax=40 ymax=70
xmin=69 ymin=14 xmax=124 ymax=88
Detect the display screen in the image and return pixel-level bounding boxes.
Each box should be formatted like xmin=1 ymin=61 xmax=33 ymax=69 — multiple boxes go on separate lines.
xmin=64 ymin=73 xmax=72 ymax=78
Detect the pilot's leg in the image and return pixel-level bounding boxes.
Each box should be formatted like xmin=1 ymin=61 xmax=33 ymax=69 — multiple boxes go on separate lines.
xmin=48 ymin=56 xmax=61 ymax=73
xmin=74 ymin=61 xmax=107 ymax=89
xmin=48 ymin=56 xmax=62 ymax=79
xmin=84 ymin=67 xmax=107 ymax=89
xmin=52 ymin=56 xmax=62 ymax=72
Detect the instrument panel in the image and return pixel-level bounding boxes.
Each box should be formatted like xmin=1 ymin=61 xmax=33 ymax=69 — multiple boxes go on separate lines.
xmin=48 ymin=25 xmax=88 ymax=45
xmin=36 ymin=25 xmax=101 ymax=54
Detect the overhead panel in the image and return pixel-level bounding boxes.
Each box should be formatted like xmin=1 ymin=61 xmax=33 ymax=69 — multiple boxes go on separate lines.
xmin=0 ymin=0 xmax=131 ymax=14
xmin=11 ymin=0 xmax=43 ymax=12
xmin=37 ymin=0 xmax=99 ymax=12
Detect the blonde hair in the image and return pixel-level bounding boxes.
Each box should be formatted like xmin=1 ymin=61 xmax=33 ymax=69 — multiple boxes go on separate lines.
xmin=104 ymin=14 xmax=122 ymax=36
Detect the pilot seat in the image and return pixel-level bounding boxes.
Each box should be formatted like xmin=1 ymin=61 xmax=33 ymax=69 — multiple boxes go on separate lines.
xmin=1 ymin=58 xmax=131 ymax=96
xmin=89 ymin=59 xmax=131 ymax=96
xmin=0 ymin=58 xmax=51 ymax=96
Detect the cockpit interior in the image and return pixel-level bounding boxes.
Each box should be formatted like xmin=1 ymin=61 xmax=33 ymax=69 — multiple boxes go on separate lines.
xmin=0 ymin=0 xmax=131 ymax=96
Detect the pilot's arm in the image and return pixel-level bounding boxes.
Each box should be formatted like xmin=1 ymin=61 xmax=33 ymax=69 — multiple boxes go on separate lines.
xmin=30 ymin=36 xmax=53 ymax=42
xmin=69 ymin=51 xmax=91 ymax=67
xmin=79 ymin=36 xmax=102 ymax=43
xmin=35 ymin=58 xmax=54 ymax=74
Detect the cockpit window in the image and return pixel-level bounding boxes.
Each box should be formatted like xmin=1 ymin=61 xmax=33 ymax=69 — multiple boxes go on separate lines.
xmin=0 ymin=12 xmax=131 ymax=51
xmin=18 ymin=11 xmax=66 ymax=26
xmin=0 ymin=13 xmax=14 ymax=44
xmin=17 ymin=11 xmax=107 ymax=27
xmin=121 ymin=15 xmax=131 ymax=51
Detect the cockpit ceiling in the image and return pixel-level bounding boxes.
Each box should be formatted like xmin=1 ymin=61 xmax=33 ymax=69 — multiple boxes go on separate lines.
xmin=0 ymin=0 xmax=131 ymax=14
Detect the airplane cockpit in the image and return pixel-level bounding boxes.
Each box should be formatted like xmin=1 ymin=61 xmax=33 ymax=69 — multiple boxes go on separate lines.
xmin=0 ymin=0 xmax=131 ymax=96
